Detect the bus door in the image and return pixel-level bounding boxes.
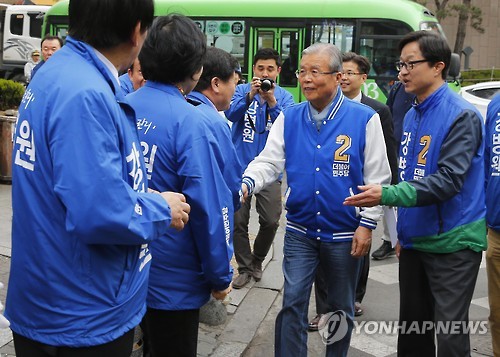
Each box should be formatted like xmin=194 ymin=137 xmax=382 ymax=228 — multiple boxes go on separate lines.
xmin=252 ymin=27 xmax=303 ymax=102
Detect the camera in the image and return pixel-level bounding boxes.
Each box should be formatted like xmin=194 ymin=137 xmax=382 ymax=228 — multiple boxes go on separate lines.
xmin=260 ymin=78 xmax=274 ymax=92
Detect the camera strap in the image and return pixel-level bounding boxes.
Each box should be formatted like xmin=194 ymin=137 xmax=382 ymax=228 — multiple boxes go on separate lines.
xmin=246 ymin=105 xmax=269 ymax=135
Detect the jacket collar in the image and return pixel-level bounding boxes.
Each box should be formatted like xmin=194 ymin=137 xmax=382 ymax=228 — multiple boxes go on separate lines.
xmin=187 ymin=91 xmax=217 ymax=111
xmin=413 ymin=83 xmax=448 ymax=113
xmin=144 ymin=81 xmax=186 ymax=100
xmin=64 ymin=36 xmax=125 ymax=102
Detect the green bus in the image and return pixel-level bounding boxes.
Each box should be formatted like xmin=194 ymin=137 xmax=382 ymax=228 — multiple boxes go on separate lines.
xmin=43 ymin=0 xmax=458 ymax=102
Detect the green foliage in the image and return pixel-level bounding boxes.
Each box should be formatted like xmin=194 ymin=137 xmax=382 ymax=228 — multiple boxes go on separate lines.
xmin=460 ymin=69 xmax=500 ymax=86
xmin=450 ymin=3 xmax=484 ymax=33
xmin=0 ymin=79 xmax=25 ymax=111
xmin=414 ymin=0 xmax=484 ymax=33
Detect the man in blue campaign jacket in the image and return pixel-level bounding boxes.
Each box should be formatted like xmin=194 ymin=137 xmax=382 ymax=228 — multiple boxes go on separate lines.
xmin=187 ymin=46 xmax=243 ymax=210
xmin=345 ymin=31 xmax=486 ymax=356
xmin=242 ymin=43 xmax=391 ymax=357
xmin=485 ymin=94 xmax=500 ymax=356
xmin=127 ymin=15 xmax=233 ymax=357
xmin=119 ymin=57 xmax=145 ymax=95
xmin=225 ymin=48 xmax=295 ymax=289
xmin=5 ymin=1 xmax=191 ymax=356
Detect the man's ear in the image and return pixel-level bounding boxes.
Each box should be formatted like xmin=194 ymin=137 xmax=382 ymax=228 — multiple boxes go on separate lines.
xmin=130 ymin=22 xmax=143 ymax=47
xmin=211 ymin=77 xmax=220 ymax=92
xmin=434 ymin=61 xmax=446 ymax=78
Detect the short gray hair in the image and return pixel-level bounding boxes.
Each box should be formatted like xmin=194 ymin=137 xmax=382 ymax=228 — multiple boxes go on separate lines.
xmin=302 ymin=43 xmax=342 ymax=72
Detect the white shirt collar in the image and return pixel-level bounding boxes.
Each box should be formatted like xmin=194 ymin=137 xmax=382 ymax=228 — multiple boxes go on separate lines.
xmin=93 ymin=48 xmax=119 ymax=85
xmin=352 ymin=91 xmax=362 ymax=103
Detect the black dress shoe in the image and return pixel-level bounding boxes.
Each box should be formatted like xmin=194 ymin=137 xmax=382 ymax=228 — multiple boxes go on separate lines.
xmin=232 ymin=272 xmax=251 ymax=289
xmin=355 ymin=302 xmax=364 ymax=316
xmin=371 ymin=240 xmax=395 ymax=260
xmin=308 ymin=314 xmax=323 ymax=331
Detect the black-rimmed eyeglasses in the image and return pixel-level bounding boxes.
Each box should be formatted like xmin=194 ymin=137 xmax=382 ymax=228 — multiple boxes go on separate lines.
xmin=395 ymin=59 xmax=429 ymax=71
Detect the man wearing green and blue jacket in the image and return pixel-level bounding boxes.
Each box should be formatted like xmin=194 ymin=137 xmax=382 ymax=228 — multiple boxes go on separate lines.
xmin=345 ymin=31 xmax=487 ymax=357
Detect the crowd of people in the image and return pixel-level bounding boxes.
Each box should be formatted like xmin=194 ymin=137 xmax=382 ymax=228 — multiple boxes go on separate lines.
xmin=4 ymin=0 xmax=498 ymax=356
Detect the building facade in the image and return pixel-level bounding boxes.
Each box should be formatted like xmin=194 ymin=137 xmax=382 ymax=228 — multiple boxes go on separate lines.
xmin=426 ymin=0 xmax=499 ymax=70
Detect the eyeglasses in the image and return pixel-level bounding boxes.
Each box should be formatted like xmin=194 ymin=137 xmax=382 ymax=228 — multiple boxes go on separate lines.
xmin=295 ymin=69 xmax=336 ymax=78
xmin=341 ymin=71 xmax=364 ymax=78
xmin=395 ymin=59 xmax=429 ymax=71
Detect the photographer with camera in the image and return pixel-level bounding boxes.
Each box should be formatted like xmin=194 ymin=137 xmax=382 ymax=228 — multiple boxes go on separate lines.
xmin=226 ymin=48 xmax=295 ymax=289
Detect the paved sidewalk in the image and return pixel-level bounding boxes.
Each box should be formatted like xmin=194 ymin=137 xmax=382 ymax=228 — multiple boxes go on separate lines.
xmin=0 ymin=182 xmax=287 ymax=357
xmin=0 ymin=182 xmax=494 ymax=356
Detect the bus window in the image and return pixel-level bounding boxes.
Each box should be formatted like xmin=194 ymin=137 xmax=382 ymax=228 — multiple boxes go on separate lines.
xmin=257 ymin=30 xmax=275 ymax=49
xmin=359 ymin=37 xmax=400 ymax=96
xmin=194 ymin=19 xmax=246 ymax=69
xmin=359 ymin=20 xmax=412 ymax=97
xmin=360 ymin=19 xmax=410 ymax=36
xmin=54 ymin=26 xmax=67 ymax=39
xmin=279 ymin=31 xmax=299 ymax=87
xmin=310 ymin=21 xmax=354 ymax=53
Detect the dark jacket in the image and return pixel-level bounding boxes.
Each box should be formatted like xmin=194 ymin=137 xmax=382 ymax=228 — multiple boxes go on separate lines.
xmin=386 ymin=81 xmax=415 ymax=149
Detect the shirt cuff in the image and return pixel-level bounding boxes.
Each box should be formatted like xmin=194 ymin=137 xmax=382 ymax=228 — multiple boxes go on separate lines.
xmin=359 ymin=217 xmax=377 ymax=230
xmin=242 ymin=176 xmax=255 ymax=195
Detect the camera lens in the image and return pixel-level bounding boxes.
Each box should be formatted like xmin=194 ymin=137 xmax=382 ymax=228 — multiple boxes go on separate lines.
xmin=260 ymin=79 xmax=272 ymax=92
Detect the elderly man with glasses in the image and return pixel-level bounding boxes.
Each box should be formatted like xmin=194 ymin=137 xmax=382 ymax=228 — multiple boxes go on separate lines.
xmin=345 ymin=31 xmax=486 ymax=356
xmin=241 ymin=42 xmax=391 ymax=357
xmin=308 ymin=51 xmax=399 ymax=330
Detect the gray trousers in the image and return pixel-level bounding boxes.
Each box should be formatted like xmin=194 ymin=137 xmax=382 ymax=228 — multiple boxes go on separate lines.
xmin=233 ymin=180 xmax=282 ymax=273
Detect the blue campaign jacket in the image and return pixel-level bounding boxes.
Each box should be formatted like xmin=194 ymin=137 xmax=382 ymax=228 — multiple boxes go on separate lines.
xmin=485 ymin=94 xmax=500 ymax=231
xmin=128 ymin=82 xmax=234 ymax=310
xmin=187 ymin=91 xmax=242 ymax=210
xmin=282 ymin=91 xmax=386 ymax=241
xmin=225 ymin=82 xmax=295 ymax=169
xmin=119 ymin=73 xmax=134 ymax=95
xmin=397 ymin=84 xmax=486 ymax=252
xmin=6 ymin=37 xmax=171 ymax=347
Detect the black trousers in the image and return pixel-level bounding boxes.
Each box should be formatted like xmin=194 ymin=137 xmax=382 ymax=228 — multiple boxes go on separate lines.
xmin=397 ymin=248 xmax=482 ymax=357
xmin=13 ymin=328 xmax=134 ymax=357
xmin=142 ymin=307 xmax=200 ymax=357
